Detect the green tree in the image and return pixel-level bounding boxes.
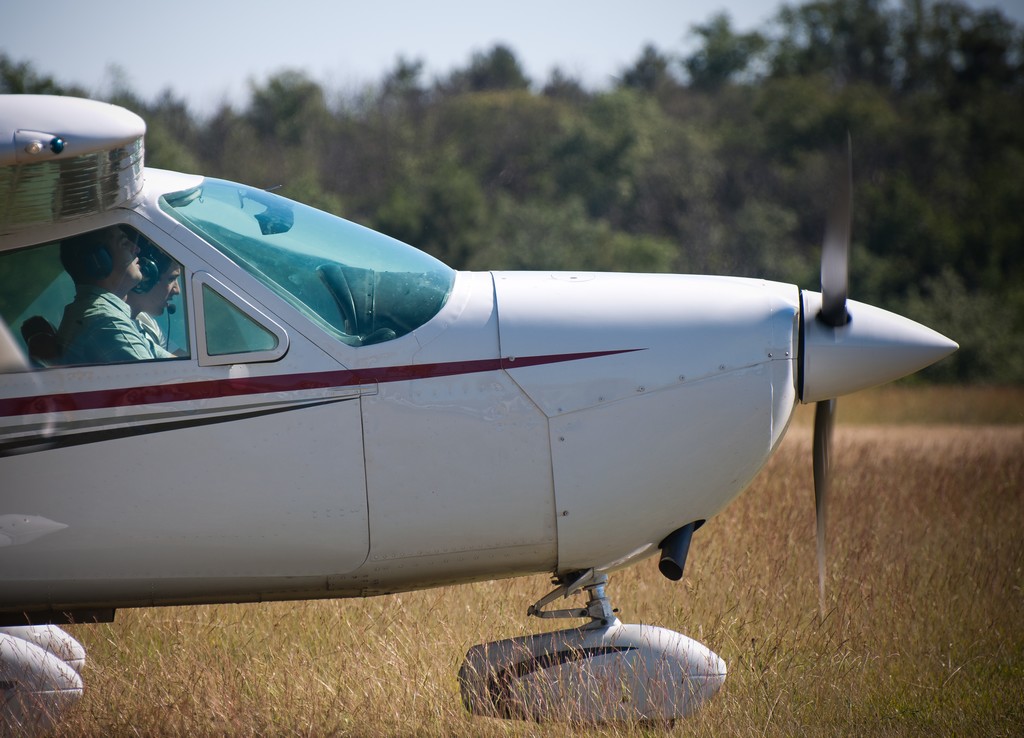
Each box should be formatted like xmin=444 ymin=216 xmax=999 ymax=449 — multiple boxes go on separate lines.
xmin=770 ymin=0 xmax=897 ymax=87
xmin=542 ymin=68 xmax=589 ymax=104
xmin=0 ymin=55 xmax=81 ymax=95
xmin=432 ymin=90 xmax=567 ymax=201
xmin=683 ymin=13 xmax=766 ymax=91
xmin=619 ymin=45 xmax=678 ymax=94
xmin=467 ymin=196 xmax=675 ymax=273
xmin=247 ymin=70 xmax=329 ymax=145
xmin=142 ymin=90 xmax=203 ymax=174
xmin=372 ymin=150 xmax=489 ymax=268
xmin=441 ymin=45 xmax=531 ymax=94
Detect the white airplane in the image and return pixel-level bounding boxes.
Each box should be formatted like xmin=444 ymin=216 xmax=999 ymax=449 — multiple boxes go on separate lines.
xmin=0 ymin=94 xmax=956 ymax=733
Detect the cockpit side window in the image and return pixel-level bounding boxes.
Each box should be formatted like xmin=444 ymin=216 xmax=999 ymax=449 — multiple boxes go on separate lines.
xmin=0 ymin=226 xmax=189 ymax=367
xmin=202 ymin=285 xmax=278 ymax=356
xmin=193 ymin=273 xmax=288 ymax=366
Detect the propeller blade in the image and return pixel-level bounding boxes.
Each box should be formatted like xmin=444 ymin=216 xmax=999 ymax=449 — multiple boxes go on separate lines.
xmin=819 ymin=135 xmax=852 ymax=328
xmin=812 ymin=138 xmax=851 ymax=612
xmin=812 ymin=398 xmax=835 ymax=615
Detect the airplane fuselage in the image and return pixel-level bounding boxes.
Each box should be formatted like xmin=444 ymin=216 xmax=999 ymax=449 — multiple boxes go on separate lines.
xmin=0 ymin=169 xmax=800 ymax=615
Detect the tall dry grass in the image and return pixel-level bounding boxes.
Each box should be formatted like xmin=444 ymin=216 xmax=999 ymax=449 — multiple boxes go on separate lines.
xmin=57 ymin=387 xmax=1023 ymax=736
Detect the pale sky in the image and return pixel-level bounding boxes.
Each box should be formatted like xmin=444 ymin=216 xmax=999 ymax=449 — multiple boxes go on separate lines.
xmin=2 ymin=0 xmax=1022 ymax=114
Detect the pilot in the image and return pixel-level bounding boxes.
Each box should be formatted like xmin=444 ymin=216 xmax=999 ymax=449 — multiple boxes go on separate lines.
xmin=56 ymin=226 xmax=174 ymax=364
xmin=125 ymin=240 xmax=182 ymax=353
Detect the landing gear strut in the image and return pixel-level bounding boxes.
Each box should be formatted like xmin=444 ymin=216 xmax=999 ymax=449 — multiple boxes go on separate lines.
xmin=527 ymin=569 xmax=617 ymax=627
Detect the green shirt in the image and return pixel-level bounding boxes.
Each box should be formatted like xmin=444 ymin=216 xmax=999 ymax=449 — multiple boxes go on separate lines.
xmin=57 ymin=285 xmax=173 ymax=365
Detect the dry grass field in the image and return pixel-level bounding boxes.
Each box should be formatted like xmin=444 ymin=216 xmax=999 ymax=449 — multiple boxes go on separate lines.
xmin=56 ymin=385 xmax=1023 ymax=737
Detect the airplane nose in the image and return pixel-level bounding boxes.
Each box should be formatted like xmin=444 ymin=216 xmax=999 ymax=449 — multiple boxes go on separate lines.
xmin=799 ymin=290 xmax=958 ymax=403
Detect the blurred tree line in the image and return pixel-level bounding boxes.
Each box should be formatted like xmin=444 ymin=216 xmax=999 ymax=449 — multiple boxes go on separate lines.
xmin=2 ymin=0 xmax=1022 ymax=382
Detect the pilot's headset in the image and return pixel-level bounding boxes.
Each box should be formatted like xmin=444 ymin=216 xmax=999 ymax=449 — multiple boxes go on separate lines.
xmin=132 ymin=239 xmax=170 ymax=294
xmin=131 ymin=239 xmax=178 ymax=315
xmin=83 ymin=241 xmax=114 ymax=280
xmin=60 ymin=226 xmax=134 ymax=283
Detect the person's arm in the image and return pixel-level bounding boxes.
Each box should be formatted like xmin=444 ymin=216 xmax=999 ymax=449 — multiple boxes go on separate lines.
xmin=149 ymin=342 xmax=175 ymax=360
xmin=77 ymin=314 xmax=160 ymax=363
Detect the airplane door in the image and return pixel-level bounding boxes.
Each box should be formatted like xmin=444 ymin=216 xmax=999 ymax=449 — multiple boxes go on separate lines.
xmin=0 ymin=228 xmax=370 ymax=611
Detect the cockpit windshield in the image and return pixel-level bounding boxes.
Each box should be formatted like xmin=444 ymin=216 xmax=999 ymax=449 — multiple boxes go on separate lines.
xmin=160 ymin=179 xmax=455 ymax=346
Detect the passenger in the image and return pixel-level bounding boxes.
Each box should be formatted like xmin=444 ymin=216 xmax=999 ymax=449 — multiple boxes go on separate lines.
xmin=125 ymin=240 xmax=182 ymax=353
xmin=56 ymin=226 xmax=174 ymax=364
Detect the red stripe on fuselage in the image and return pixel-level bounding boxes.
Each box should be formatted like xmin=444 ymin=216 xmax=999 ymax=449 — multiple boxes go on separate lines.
xmin=0 ymin=349 xmax=640 ymax=418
